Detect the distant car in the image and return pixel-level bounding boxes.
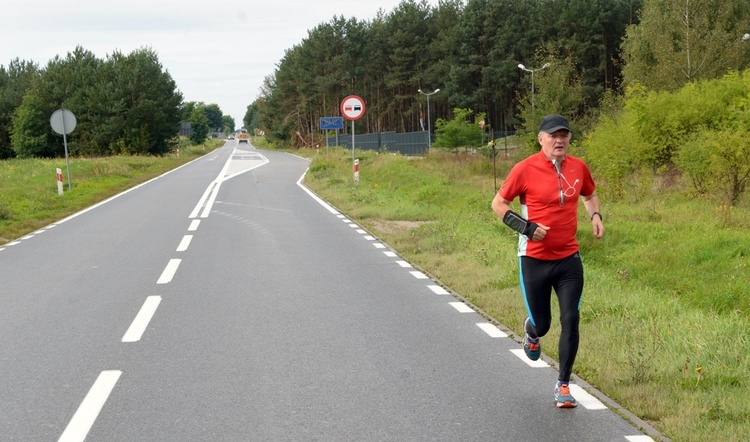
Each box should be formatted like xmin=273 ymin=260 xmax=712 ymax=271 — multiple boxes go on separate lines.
xmin=228 ymin=135 xmax=235 ymax=140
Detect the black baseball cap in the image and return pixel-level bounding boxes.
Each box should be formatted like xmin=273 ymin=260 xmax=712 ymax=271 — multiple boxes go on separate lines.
xmin=539 ymin=114 xmax=571 ymax=133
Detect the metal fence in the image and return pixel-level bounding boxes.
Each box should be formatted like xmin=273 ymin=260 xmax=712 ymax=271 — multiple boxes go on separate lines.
xmin=325 ymin=131 xmax=429 ymax=156
xmin=325 ymin=129 xmax=516 ymax=156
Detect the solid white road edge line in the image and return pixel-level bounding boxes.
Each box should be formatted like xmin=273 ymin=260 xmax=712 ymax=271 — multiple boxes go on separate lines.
xmin=157 ymin=259 xmax=182 ymax=284
xmin=122 ymin=296 xmax=162 ymax=343
xmin=57 ymin=153 xmax=204 ymax=226
xmin=58 ymin=370 xmax=122 ymax=442
xmin=296 ymin=169 xmax=340 ymax=215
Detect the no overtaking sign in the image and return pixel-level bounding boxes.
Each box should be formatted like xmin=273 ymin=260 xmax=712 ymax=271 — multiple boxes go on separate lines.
xmin=340 ymin=95 xmax=365 ymax=120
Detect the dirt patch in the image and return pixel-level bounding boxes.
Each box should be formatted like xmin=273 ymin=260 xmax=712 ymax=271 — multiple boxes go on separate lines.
xmin=368 ymin=220 xmax=431 ymax=234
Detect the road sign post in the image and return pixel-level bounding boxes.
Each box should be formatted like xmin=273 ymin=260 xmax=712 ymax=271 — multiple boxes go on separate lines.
xmin=340 ymin=96 xmax=366 ymax=184
xmin=50 ymin=108 xmax=76 ymax=191
xmin=320 ymin=117 xmax=345 ymax=154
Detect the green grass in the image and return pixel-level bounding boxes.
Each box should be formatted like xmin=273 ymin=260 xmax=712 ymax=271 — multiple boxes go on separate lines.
xmin=303 ymin=148 xmax=750 ymax=442
xmin=0 ymin=140 xmax=222 ymax=243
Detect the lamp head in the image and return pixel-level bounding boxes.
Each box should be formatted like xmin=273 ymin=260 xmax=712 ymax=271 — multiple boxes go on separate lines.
xmin=518 ymin=63 xmax=525 ymax=70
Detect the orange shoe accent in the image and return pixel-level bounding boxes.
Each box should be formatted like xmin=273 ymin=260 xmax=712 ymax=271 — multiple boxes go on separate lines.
xmin=554 ymin=384 xmax=577 ymax=408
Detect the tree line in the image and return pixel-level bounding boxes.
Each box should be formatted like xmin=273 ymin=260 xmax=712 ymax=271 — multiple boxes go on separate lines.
xmin=251 ymin=0 xmax=750 ymax=148
xmin=250 ymin=0 xmax=641 ymax=144
xmin=0 ymin=46 xmax=232 ymax=159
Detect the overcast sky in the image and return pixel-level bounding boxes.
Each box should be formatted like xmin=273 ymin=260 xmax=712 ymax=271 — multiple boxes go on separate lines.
xmin=1 ymin=0 xmax=439 ymax=126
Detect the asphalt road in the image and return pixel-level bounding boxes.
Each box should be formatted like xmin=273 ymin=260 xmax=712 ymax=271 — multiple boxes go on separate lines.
xmin=0 ymin=141 xmax=657 ymax=441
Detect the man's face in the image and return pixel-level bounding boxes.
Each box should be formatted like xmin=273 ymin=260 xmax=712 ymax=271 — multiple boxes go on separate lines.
xmin=538 ymin=129 xmax=571 ymax=160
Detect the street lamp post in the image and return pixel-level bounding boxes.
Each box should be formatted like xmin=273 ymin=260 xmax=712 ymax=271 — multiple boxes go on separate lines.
xmin=418 ymin=88 xmax=440 ymax=149
xmin=517 ymin=63 xmax=550 ymax=113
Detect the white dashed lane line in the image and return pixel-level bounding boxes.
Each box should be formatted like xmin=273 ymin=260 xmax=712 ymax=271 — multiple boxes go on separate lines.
xmin=156 ymin=259 xmax=182 ymax=284
xmin=176 ymin=235 xmax=193 ymax=252
xmin=427 ymin=285 xmax=450 ymax=295
xmin=569 ymin=384 xmax=607 ymax=410
xmin=509 ymin=349 xmax=550 ymax=368
xmin=121 ymin=296 xmax=162 ymax=343
xmin=476 ymin=322 xmax=508 ymax=338
xmin=58 ymin=370 xmax=122 ymax=442
xmin=449 ymin=302 xmax=474 ymax=313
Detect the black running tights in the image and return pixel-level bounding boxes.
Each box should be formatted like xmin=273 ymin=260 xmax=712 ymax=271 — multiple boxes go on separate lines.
xmin=519 ymin=252 xmax=584 ymax=383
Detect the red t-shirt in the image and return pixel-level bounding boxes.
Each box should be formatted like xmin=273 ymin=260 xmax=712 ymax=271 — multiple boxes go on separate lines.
xmin=498 ymin=151 xmax=595 ymax=260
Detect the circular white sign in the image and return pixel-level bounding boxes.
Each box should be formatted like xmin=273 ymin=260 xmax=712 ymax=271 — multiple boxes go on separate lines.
xmin=50 ymin=108 xmax=77 ymax=135
xmin=340 ymin=95 xmax=366 ymax=121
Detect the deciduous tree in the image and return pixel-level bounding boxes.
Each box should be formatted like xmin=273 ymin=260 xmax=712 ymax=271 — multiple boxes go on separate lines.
xmin=622 ymin=0 xmax=750 ymax=91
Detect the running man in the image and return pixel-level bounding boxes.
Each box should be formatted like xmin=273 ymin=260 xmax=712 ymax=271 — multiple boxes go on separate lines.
xmin=491 ymin=114 xmax=604 ymax=408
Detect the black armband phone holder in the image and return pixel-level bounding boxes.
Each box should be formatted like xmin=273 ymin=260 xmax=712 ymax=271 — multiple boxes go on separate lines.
xmin=502 ymin=210 xmax=537 ymax=239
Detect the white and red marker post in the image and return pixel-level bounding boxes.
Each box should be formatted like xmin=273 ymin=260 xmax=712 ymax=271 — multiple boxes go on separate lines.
xmin=56 ymin=168 xmax=64 ymax=196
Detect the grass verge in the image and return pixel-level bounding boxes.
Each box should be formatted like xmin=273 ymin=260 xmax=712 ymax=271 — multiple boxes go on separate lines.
xmin=302 ymin=147 xmax=749 ymax=442
xmin=0 ymin=140 xmax=222 ymax=243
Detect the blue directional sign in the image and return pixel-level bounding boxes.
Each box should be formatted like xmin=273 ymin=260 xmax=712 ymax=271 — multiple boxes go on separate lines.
xmin=319 ymin=117 xmax=344 ymax=130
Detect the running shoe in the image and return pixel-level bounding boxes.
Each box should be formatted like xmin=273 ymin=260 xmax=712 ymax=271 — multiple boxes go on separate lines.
xmin=523 ymin=318 xmax=541 ymax=361
xmin=523 ymin=334 xmax=541 ymax=361
xmin=554 ymin=383 xmax=577 ymax=408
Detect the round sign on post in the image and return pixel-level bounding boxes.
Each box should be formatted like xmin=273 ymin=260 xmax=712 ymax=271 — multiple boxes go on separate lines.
xmin=340 ymin=95 xmax=366 ymax=121
xmin=50 ymin=108 xmax=76 ymax=191
xmin=341 ymin=96 xmax=366 ymax=184
xmin=50 ymin=108 xmax=76 ymax=135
